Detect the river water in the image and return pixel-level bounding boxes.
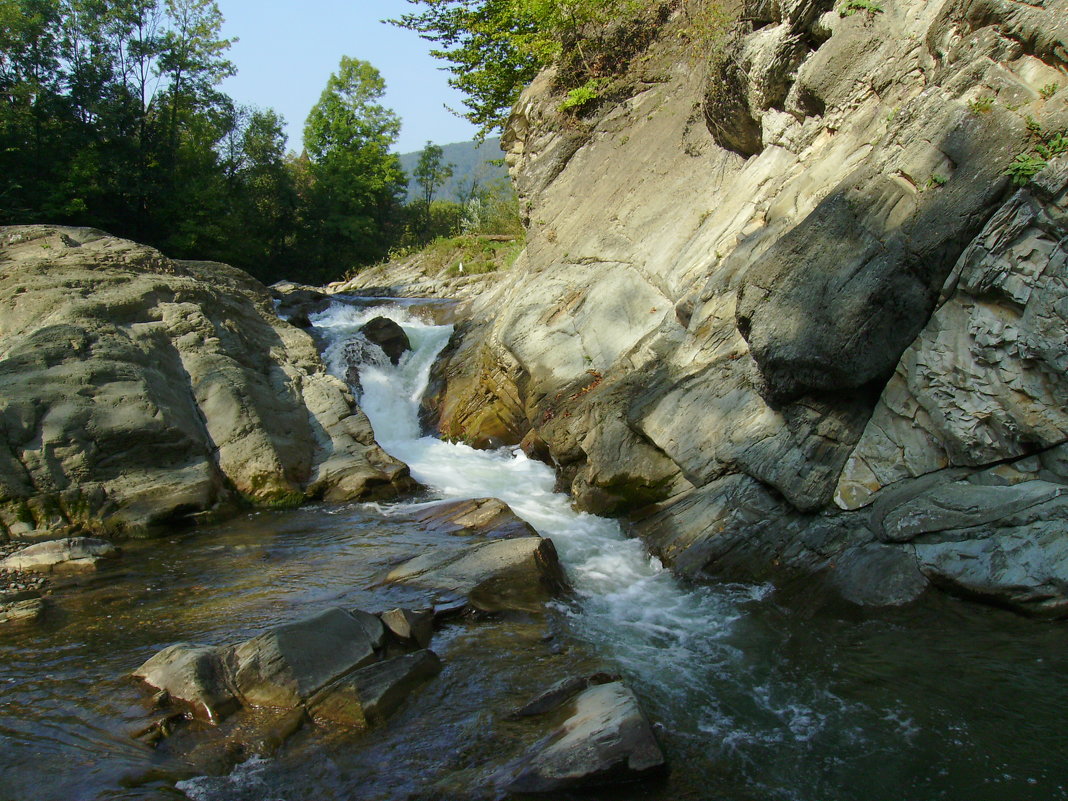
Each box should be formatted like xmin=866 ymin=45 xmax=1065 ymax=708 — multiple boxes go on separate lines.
xmin=1 ymin=299 xmax=1068 ymax=800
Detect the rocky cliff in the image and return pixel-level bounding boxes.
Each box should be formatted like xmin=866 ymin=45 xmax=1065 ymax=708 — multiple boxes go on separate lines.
xmin=0 ymin=226 xmax=411 ymax=540
xmin=427 ymin=0 xmax=1068 ymax=615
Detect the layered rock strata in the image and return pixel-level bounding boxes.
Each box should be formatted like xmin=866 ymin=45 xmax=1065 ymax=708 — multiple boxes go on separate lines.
xmin=425 ymin=0 xmax=1068 ymax=614
xmin=0 ymin=226 xmax=412 ymax=540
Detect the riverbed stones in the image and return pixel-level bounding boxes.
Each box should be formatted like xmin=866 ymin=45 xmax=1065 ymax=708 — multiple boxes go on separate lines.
xmin=506 ymin=681 xmax=666 ymax=793
xmin=382 ymin=537 xmax=568 ymax=612
xmin=0 ymin=225 xmax=411 ymax=540
xmin=0 ymin=537 xmax=118 ymax=573
xmin=0 ymin=597 xmax=46 ymax=625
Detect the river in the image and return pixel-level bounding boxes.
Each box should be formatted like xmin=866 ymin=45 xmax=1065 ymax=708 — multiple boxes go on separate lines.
xmin=1 ymin=299 xmax=1067 ymax=800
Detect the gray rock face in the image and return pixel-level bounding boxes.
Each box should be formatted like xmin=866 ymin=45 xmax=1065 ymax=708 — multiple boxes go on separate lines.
xmin=506 ymin=681 xmax=666 ymax=793
xmin=424 ymin=0 xmax=1068 ymax=614
xmin=382 ymin=536 xmax=568 ymax=612
xmin=0 ymin=537 xmax=117 ymax=573
xmin=394 ymin=497 xmax=538 ymax=540
xmin=0 ymin=226 xmax=412 ymax=539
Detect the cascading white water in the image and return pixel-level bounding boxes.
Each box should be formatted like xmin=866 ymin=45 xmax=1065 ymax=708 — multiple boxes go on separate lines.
xmin=311 ymin=301 xmax=768 ymax=699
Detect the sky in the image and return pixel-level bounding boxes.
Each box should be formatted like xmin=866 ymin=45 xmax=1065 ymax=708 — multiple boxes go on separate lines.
xmin=217 ymin=0 xmax=481 ymax=155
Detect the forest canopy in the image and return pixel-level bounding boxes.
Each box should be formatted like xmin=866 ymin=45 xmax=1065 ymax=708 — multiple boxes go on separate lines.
xmin=0 ymin=0 xmax=520 ymax=283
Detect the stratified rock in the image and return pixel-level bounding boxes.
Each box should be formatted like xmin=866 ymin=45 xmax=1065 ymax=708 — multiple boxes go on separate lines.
xmin=422 ymin=0 xmax=1068 ymax=615
xmin=395 ymin=497 xmax=538 ymax=540
xmin=0 ymin=537 xmax=118 ymax=573
xmin=0 ymin=597 xmax=46 ymax=625
xmin=358 ymin=316 xmax=411 ymax=365
xmin=229 ymin=608 xmax=384 ymax=708
xmin=308 ymin=650 xmax=442 ymax=727
xmin=382 ymin=537 xmax=568 ymax=612
xmin=0 ymin=226 xmax=412 ymax=540
xmin=379 ymin=607 xmax=434 ymax=649
xmin=506 ymin=681 xmax=666 ymax=793
xmin=133 ymin=644 xmax=238 ymax=723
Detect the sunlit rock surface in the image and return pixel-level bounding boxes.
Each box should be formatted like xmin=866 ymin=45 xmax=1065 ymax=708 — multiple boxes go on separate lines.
xmin=423 ymin=0 xmax=1068 ymax=614
xmin=0 ymin=226 xmax=412 ymax=539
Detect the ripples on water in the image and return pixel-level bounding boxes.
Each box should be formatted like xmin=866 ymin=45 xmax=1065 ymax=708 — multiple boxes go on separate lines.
xmin=1 ymin=300 xmax=1067 ymax=800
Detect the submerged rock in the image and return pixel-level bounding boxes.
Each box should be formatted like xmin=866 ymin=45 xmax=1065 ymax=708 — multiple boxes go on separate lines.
xmin=506 ymin=681 xmax=666 ymax=793
xmin=382 ymin=536 xmax=568 ymax=612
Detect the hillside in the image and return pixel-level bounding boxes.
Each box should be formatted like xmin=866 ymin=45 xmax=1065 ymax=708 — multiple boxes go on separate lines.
xmin=397 ymin=138 xmax=509 ymax=203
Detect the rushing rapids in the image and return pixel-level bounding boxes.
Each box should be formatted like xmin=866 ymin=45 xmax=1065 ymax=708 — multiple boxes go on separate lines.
xmin=1 ymin=299 xmax=1067 ymax=801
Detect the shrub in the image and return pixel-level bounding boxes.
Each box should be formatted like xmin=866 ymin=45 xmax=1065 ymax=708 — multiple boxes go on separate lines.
xmin=1040 ymin=83 xmax=1059 ymax=100
xmin=839 ymin=0 xmax=884 ymax=17
xmin=968 ymin=96 xmax=994 ymax=113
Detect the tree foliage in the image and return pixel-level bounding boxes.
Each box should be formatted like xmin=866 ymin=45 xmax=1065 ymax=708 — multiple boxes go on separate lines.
xmin=413 ymin=140 xmax=454 ymax=222
xmin=391 ymin=0 xmax=653 ymax=135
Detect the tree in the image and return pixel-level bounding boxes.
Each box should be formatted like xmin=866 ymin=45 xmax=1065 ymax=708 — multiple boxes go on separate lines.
xmin=300 ymin=56 xmax=406 ymax=276
xmin=413 ymin=140 xmax=454 ymax=228
xmin=391 ymin=0 xmax=651 ymax=135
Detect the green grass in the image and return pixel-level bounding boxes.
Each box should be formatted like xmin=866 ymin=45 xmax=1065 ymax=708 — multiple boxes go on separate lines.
xmin=839 ymin=0 xmax=883 ymax=17
xmin=968 ymin=96 xmax=995 ymax=114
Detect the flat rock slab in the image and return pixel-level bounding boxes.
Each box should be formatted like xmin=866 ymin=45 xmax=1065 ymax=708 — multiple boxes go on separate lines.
xmin=396 ymin=497 xmax=538 ymax=540
xmin=507 ymin=681 xmax=666 ymax=793
xmin=383 ymin=536 xmax=568 ymax=612
xmin=230 ymin=608 xmax=384 ymax=708
xmin=0 ymin=537 xmax=118 ymax=573
xmin=309 ymin=649 xmax=442 ymax=727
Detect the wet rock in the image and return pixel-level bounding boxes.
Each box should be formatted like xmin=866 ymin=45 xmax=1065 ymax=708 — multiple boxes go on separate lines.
xmin=512 ymin=673 xmax=621 ymax=718
xmin=358 ymin=316 xmax=411 ymax=365
xmin=133 ymin=644 xmax=238 ymax=723
xmin=506 ymin=681 xmax=666 ymax=793
xmin=229 ymin=607 xmax=384 ymax=709
xmin=831 ymin=545 xmax=929 ymax=607
xmin=382 ymin=537 xmax=568 ymax=612
xmin=0 ymin=537 xmax=118 ymax=573
xmin=0 ymin=597 xmax=46 ymax=625
xmin=379 ymin=607 xmax=434 ymax=649
xmin=396 ymin=497 xmax=538 ymax=540
xmin=308 ymin=650 xmax=442 ymax=728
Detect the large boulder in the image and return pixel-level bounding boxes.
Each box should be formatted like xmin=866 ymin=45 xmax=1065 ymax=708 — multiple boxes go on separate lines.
xmin=394 ymin=497 xmax=539 ymax=540
xmin=358 ymin=316 xmax=411 ymax=365
xmin=228 ymin=608 xmax=385 ymax=708
xmin=0 ymin=226 xmax=412 ymax=539
xmin=308 ymin=650 xmax=442 ymax=727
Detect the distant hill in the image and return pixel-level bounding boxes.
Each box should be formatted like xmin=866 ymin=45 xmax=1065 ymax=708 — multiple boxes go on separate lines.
xmin=398 ymin=138 xmax=510 ymax=204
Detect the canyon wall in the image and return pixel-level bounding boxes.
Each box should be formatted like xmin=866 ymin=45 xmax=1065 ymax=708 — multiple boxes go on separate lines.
xmin=431 ymin=0 xmax=1068 ymax=614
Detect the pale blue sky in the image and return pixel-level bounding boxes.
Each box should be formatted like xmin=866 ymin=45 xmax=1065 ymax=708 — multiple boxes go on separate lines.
xmin=217 ymin=0 xmax=481 ymax=154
